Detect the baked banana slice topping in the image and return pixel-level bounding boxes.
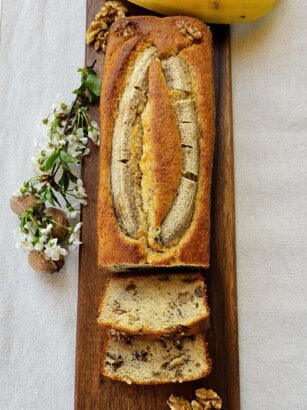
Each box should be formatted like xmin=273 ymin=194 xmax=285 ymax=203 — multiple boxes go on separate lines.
xmin=111 ymin=48 xmax=199 ymax=247
xmin=160 ymin=57 xmax=199 ymax=245
xmin=111 ymin=47 xmax=157 ymax=237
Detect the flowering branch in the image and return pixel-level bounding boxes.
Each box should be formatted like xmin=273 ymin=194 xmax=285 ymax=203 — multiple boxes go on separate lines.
xmin=10 ymin=65 xmax=101 ymax=273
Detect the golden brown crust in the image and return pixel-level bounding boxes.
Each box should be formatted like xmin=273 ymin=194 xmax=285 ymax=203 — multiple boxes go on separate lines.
xmin=102 ymin=323 xmax=208 ymax=339
xmin=100 ymin=333 xmax=212 ymax=385
xmin=146 ymin=59 xmax=182 ymax=228
xmin=97 ymin=16 xmax=215 ymax=268
xmin=177 ymin=40 xmax=215 ymax=265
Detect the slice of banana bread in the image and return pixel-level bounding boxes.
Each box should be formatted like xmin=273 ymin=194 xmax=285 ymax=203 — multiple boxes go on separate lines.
xmin=101 ymin=333 xmax=211 ymax=384
xmin=97 ymin=273 xmax=209 ymax=337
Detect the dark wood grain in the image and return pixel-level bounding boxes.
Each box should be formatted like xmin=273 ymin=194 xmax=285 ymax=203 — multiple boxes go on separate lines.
xmin=75 ymin=2 xmax=239 ymax=409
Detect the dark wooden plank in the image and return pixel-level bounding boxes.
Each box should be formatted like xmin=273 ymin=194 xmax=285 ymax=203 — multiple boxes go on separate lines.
xmin=204 ymin=24 xmax=240 ymax=410
xmin=75 ymin=2 xmax=239 ymax=409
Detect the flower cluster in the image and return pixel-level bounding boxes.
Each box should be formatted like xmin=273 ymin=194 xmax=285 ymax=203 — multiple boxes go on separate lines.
xmin=15 ymin=207 xmax=83 ymax=263
xmin=11 ymin=65 xmax=101 ymax=273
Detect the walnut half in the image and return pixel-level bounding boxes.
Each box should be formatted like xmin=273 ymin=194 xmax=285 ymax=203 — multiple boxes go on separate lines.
xmin=167 ymin=388 xmax=222 ymax=410
xmin=175 ymin=21 xmax=203 ymax=41
xmin=167 ymin=394 xmax=192 ymax=410
xmin=195 ymin=388 xmax=222 ymax=410
xmin=86 ymin=1 xmax=127 ymax=52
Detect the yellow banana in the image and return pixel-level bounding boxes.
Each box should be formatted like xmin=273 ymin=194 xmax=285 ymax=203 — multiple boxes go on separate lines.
xmin=127 ymin=0 xmax=277 ymax=24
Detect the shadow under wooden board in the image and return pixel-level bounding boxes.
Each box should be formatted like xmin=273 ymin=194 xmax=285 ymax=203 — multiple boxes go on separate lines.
xmin=75 ymin=1 xmax=239 ymax=409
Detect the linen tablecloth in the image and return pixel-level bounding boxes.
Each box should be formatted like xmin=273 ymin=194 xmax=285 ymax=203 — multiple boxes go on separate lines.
xmin=1 ymin=1 xmax=306 ymax=408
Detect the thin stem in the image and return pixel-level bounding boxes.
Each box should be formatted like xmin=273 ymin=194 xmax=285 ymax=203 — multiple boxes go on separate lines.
xmin=62 ymin=96 xmax=79 ymax=135
xmin=50 ymin=96 xmax=79 ymax=177
xmin=87 ymin=59 xmax=97 ymax=70
xmin=52 ymin=163 xmax=62 ymax=178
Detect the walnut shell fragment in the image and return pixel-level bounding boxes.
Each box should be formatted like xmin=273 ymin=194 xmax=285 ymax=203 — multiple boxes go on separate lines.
xmin=45 ymin=207 xmax=69 ymax=241
xmin=10 ymin=194 xmax=39 ymax=216
xmin=28 ymin=250 xmax=65 ymax=274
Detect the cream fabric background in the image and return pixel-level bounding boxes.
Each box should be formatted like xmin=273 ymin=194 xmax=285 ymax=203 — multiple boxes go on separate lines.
xmin=0 ymin=1 xmax=306 ymax=409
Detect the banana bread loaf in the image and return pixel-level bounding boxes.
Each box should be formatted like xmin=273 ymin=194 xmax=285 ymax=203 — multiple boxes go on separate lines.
xmin=97 ymin=16 xmax=215 ymax=268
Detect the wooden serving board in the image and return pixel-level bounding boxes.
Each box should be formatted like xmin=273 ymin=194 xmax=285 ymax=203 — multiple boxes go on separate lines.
xmin=75 ymin=1 xmax=239 ymax=409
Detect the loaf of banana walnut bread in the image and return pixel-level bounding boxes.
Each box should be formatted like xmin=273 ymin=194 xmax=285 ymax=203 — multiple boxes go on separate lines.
xmin=101 ymin=333 xmax=211 ymax=384
xmin=97 ymin=15 xmax=215 ymax=268
xmin=97 ymin=273 xmax=209 ymax=337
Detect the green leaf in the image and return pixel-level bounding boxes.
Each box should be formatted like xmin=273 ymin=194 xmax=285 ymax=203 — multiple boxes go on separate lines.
xmin=60 ymin=150 xmax=78 ymax=164
xmin=52 ymin=193 xmax=61 ymax=207
xmin=59 ymin=170 xmax=70 ymax=192
xmin=45 ymin=189 xmax=55 ymax=206
xmin=85 ymin=74 xmax=101 ymax=97
xmin=73 ymin=83 xmax=86 ymax=95
xmin=45 ymin=187 xmax=61 ymax=207
xmin=44 ymin=151 xmax=59 ymax=171
xmin=68 ymin=171 xmax=77 ymax=183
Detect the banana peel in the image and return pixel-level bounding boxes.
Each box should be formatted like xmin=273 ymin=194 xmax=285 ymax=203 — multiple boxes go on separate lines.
xmin=127 ymin=0 xmax=277 ymax=24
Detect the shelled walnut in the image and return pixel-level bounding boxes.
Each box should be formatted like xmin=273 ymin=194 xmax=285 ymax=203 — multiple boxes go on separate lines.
xmin=176 ymin=20 xmax=203 ymax=41
xmin=86 ymin=1 xmax=127 ymax=52
xmin=167 ymin=394 xmax=192 ymax=410
xmin=167 ymin=388 xmax=222 ymax=410
xmin=195 ymin=388 xmax=222 ymax=409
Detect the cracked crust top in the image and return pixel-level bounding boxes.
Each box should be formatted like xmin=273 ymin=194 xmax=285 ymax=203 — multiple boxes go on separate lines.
xmin=97 ymin=16 xmax=215 ymax=268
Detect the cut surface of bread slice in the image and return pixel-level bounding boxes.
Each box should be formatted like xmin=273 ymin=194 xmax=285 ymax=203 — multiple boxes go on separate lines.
xmin=97 ymin=273 xmax=209 ymax=336
xmin=101 ymin=333 xmax=211 ymax=385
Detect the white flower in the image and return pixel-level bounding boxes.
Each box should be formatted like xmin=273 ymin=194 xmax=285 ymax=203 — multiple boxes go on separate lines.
xmin=41 ymin=223 xmax=53 ymax=234
xmin=68 ymin=222 xmax=83 ymax=250
xmin=15 ymin=222 xmax=36 ymax=250
xmin=88 ymin=121 xmax=100 ymax=146
xmin=16 ymin=233 xmax=34 ymax=250
xmin=68 ymin=235 xmax=82 ymax=250
xmin=76 ymin=127 xmax=86 ymax=141
xmin=48 ymin=132 xmax=66 ymax=150
xmin=66 ymin=129 xmax=88 ymax=158
xmin=73 ymin=222 xmax=83 ymax=233
xmin=44 ymin=238 xmax=67 ymax=261
xmin=33 ymin=234 xmax=47 ymax=251
xmin=67 ymin=209 xmax=80 ymax=219
xmin=73 ymin=179 xmax=87 ymax=205
xmin=68 ymin=231 xmax=82 ymax=248
xmin=24 ymin=221 xmax=36 ymax=236
xmin=16 ymin=220 xmax=52 ymax=252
